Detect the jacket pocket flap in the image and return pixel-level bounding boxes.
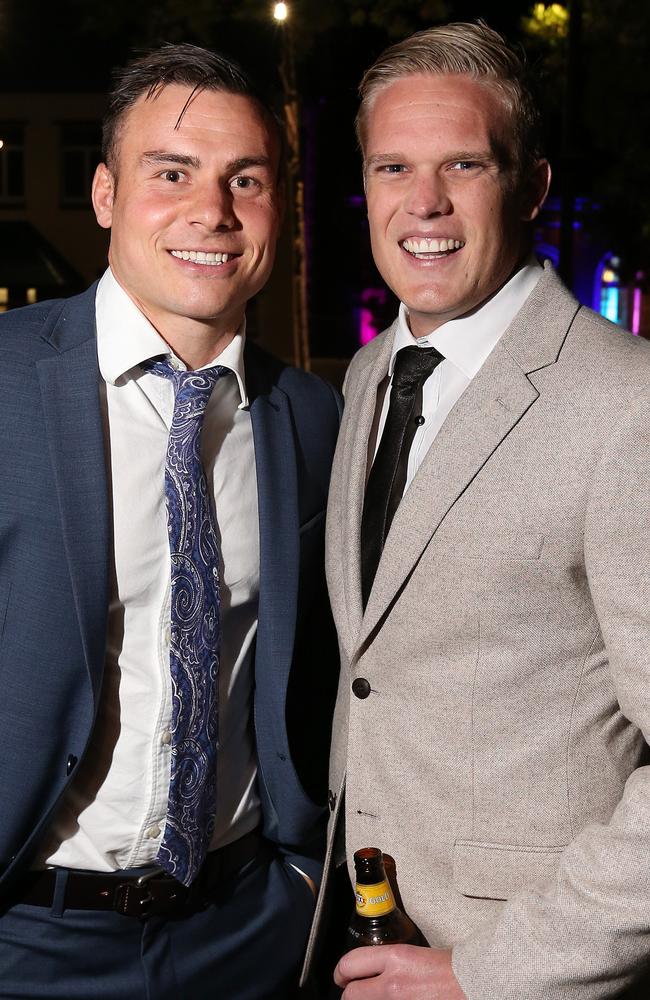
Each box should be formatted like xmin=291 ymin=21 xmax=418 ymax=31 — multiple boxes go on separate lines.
xmin=453 ymin=840 xmax=566 ymax=901
xmin=434 ymin=529 xmax=545 ymax=562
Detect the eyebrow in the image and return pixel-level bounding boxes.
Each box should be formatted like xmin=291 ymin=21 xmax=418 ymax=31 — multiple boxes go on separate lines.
xmin=141 ymin=151 xmax=274 ymax=173
xmin=142 ymin=151 xmax=201 ymax=169
xmin=226 ymin=156 xmax=275 ymax=173
xmin=365 ymin=150 xmax=497 ymax=169
xmin=365 ymin=153 xmax=405 ymax=169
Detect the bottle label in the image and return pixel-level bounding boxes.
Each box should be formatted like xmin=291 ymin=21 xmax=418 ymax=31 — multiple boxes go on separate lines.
xmin=354 ymin=879 xmax=396 ymax=917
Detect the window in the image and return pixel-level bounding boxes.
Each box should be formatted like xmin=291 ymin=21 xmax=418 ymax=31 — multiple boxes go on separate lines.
xmin=0 ymin=123 xmax=26 ymax=205
xmin=60 ymin=122 xmax=102 ymax=206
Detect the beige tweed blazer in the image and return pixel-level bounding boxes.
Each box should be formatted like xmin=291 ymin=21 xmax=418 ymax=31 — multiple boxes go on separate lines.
xmin=312 ymin=264 xmax=650 ymax=998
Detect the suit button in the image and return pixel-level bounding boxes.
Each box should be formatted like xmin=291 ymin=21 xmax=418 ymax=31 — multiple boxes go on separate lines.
xmin=66 ymin=754 xmax=78 ymax=776
xmin=352 ymin=677 xmax=371 ymax=699
xmin=328 ymin=789 xmax=337 ymax=812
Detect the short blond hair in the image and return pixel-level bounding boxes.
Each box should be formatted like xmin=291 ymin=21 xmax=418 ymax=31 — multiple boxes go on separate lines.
xmin=356 ymin=21 xmax=543 ymax=180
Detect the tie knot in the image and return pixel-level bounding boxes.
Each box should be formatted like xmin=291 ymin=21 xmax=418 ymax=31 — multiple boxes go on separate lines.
xmin=144 ymin=357 xmax=230 ymax=414
xmin=392 ymin=345 xmax=443 ymax=393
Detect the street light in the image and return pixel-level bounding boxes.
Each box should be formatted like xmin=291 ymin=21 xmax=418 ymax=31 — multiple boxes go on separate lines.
xmin=274 ymin=2 xmax=310 ymax=370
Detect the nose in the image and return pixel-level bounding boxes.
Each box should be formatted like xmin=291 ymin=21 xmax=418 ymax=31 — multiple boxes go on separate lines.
xmin=403 ymin=171 xmax=451 ymax=219
xmin=187 ymin=180 xmax=237 ymax=231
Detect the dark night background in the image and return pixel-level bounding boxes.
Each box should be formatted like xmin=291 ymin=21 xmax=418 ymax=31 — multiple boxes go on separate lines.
xmin=0 ymin=0 xmax=648 ymax=361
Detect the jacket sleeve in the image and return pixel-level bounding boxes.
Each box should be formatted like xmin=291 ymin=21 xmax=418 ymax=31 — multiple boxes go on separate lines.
xmin=453 ymin=388 xmax=650 ymax=1000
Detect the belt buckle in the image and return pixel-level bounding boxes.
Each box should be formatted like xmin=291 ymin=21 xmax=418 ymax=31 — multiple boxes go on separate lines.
xmin=115 ymin=869 xmax=182 ymax=918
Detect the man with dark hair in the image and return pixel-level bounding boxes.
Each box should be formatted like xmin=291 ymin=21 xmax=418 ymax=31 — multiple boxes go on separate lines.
xmin=312 ymin=20 xmax=650 ymax=1000
xmin=0 ymin=43 xmax=340 ymax=999
xmin=101 ymin=44 xmax=285 ymax=176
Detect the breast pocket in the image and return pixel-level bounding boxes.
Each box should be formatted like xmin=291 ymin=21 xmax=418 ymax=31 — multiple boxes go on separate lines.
xmin=435 ymin=528 xmax=545 ymax=563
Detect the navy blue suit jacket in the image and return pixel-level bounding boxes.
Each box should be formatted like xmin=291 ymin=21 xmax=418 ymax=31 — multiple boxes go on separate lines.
xmin=0 ymin=284 xmax=342 ymax=892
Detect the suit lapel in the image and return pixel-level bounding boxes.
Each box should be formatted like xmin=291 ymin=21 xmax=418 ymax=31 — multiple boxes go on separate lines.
xmin=356 ymin=264 xmax=581 ymax=652
xmin=359 ymin=343 xmax=538 ymax=644
xmin=334 ymin=328 xmax=394 ymax=660
xmin=247 ymin=356 xmax=299 ymax=682
xmin=36 ymin=288 xmax=109 ymax=702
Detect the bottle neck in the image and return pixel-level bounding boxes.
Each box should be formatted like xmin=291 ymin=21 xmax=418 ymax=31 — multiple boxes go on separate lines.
xmin=354 ymin=876 xmax=396 ymax=918
xmin=353 ymin=848 xmax=388 ymax=885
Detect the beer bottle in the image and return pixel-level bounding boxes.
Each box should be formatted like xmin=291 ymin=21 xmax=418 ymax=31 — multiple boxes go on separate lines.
xmin=345 ymin=847 xmax=428 ymax=950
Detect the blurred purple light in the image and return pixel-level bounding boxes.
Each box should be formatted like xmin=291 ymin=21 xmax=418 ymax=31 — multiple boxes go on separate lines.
xmin=632 ymin=287 xmax=641 ymax=335
xmin=359 ymin=287 xmax=387 ymax=345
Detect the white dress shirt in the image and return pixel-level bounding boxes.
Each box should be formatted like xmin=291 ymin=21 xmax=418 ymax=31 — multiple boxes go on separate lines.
xmin=40 ymin=269 xmax=261 ymax=871
xmin=375 ymin=259 xmax=543 ymax=490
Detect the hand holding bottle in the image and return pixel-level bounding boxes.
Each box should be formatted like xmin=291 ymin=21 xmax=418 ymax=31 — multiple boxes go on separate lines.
xmin=335 ymin=945 xmax=467 ymax=999
xmin=336 ymin=847 xmax=466 ymax=999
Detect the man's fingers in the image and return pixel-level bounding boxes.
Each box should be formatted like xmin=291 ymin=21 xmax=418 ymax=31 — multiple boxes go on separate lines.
xmin=334 ymin=945 xmax=389 ymax=986
xmin=334 ymin=945 xmax=467 ymax=1000
xmin=334 ymin=944 xmax=422 ymax=986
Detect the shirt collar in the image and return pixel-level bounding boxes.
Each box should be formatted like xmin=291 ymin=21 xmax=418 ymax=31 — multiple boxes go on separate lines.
xmin=390 ymin=256 xmax=543 ymax=378
xmin=95 ymin=268 xmax=249 ymax=408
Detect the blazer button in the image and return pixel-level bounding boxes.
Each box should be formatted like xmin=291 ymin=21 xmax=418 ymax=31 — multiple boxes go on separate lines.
xmin=66 ymin=754 xmax=78 ymax=776
xmin=328 ymin=789 xmax=337 ymax=812
xmin=352 ymin=677 xmax=371 ymax=699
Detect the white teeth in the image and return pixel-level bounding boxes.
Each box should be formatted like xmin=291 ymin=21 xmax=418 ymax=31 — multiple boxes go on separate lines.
xmin=170 ymin=250 xmax=231 ymax=265
xmin=402 ymin=237 xmax=465 ymax=257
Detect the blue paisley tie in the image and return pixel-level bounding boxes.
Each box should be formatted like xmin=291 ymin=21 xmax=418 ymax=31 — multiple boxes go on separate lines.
xmin=146 ymin=357 xmax=229 ymax=886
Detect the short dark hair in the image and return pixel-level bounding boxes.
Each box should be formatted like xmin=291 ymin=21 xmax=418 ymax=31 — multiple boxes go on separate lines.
xmin=102 ymin=42 xmax=284 ymax=172
xmin=357 ymin=22 xmax=543 ymax=182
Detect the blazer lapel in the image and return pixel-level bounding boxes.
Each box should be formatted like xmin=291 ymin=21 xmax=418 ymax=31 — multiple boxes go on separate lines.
xmin=334 ymin=328 xmax=394 ymax=659
xmin=36 ymin=289 xmax=109 ymax=702
xmin=358 ymin=263 xmax=580 ymax=651
xmin=359 ymin=344 xmax=538 ymax=645
xmin=247 ymin=362 xmax=299 ymax=684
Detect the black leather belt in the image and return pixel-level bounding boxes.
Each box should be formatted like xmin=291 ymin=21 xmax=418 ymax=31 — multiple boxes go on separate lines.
xmin=11 ymin=830 xmax=263 ymax=918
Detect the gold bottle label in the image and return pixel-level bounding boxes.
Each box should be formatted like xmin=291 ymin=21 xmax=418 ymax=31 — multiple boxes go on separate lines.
xmin=354 ymin=879 xmax=396 ymax=917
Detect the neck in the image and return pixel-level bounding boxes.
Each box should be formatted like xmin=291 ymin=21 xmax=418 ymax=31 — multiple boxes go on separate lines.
xmin=160 ymin=322 xmax=238 ymax=370
xmin=116 ymin=280 xmax=242 ymax=369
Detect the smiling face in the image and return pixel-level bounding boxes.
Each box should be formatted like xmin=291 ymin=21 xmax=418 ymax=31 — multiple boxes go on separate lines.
xmin=92 ymin=84 xmax=282 ymax=358
xmin=363 ymin=73 xmax=550 ymax=337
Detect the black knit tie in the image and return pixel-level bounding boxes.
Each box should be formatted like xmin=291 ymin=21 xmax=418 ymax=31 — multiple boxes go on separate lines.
xmin=360 ymin=346 xmax=443 ymax=609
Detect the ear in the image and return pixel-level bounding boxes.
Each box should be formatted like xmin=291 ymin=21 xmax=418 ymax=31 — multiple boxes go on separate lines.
xmin=521 ymin=158 xmax=551 ymax=222
xmin=92 ymin=162 xmax=116 ymax=229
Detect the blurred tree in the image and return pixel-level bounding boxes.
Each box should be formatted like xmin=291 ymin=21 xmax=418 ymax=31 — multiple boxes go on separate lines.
xmin=2 ymin=0 xmax=645 ymax=345
xmin=582 ymin=0 xmax=650 ymax=277
xmin=522 ymin=2 xmax=569 ymax=38
xmin=521 ymin=0 xmax=650 ymax=275
xmin=54 ymin=0 xmax=450 ymax=98
xmin=70 ymin=0 xmax=450 ymax=50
